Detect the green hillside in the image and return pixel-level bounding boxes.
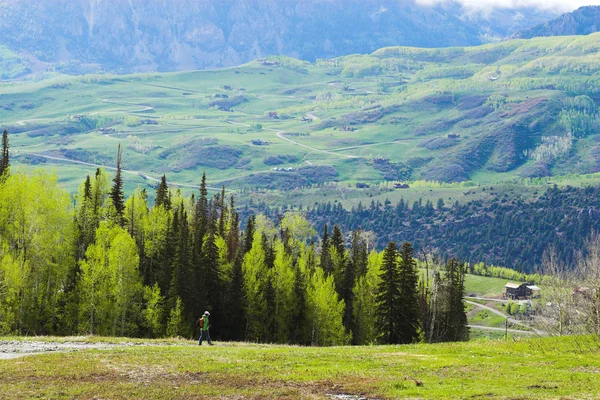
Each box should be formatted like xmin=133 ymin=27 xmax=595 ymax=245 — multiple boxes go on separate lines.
xmin=2 ymin=34 xmax=600 ymax=195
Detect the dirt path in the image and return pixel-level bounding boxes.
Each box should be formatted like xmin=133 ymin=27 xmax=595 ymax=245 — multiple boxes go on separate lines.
xmin=0 ymin=340 xmax=120 ymax=360
xmin=468 ymin=325 xmax=537 ymax=335
xmin=465 ymin=300 xmax=546 ymax=336
xmin=18 ymin=152 xmax=226 ymax=191
xmin=272 ymin=130 xmax=359 ymax=159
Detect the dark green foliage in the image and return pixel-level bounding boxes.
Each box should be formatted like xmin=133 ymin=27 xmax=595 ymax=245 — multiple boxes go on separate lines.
xmin=376 ymin=242 xmax=401 ymax=344
xmin=243 ymin=215 xmax=256 ymax=254
xmin=223 ymin=251 xmax=246 ymax=341
xmin=110 ymin=144 xmax=125 ymax=226
xmin=208 ymin=95 xmax=248 ymax=109
xmin=201 ymin=231 xmax=222 ymax=332
xmin=263 ymin=155 xmax=299 ymax=166
xmin=320 ymin=224 xmax=332 ymax=275
xmin=0 ymin=129 xmax=9 ymax=177
xmin=159 ymin=139 xmax=241 ymax=171
xmin=155 ymin=175 xmax=171 ymax=210
xmin=294 ymin=184 xmax=600 ymax=270
xmin=372 ymin=159 xmax=412 ymax=181
xmin=396 ymin=242 xmax=421 ymax=343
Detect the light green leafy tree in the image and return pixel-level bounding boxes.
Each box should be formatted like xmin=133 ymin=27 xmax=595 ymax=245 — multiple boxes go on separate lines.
xmin=353 ymin=250 xmax=383 ymax=344
xmin=0 ymin=171 xmax=74 ymax=334
xmin=79 ymin=222 xmax=142 ymax=336
xmin=306 ymin=267 xmax=350 ymax=346
xmin=243 ymin=231 xmax=268 ymax=341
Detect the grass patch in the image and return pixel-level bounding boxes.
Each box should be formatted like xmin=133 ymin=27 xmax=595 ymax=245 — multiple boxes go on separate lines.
xmin=2 ymin=335 xmax=600 ymax=399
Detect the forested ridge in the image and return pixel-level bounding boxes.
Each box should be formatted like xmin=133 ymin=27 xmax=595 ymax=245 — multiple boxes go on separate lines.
xmin=244 ymin=184 xmax=600 ymax=271
xmin=0 ymin=138 xmax=467 ymax=344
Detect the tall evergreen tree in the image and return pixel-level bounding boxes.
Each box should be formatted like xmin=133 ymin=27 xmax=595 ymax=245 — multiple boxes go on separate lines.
xmin=290 ymin=262 xmax=309 ymax=344
xmin=243 ymin=215 xmax=256 ymax=255
xmin=397 ymin=242 xmax=421 ymax=343
xmin=444 ymin=258 xmax=469 ymax=342
xmin=226 ymin=195 xmax=240 ymax=262
xmin=376 ymin=242 xmax=400 ymax=344
xmin=218 ymin=185 xmax=227 ymax=238
xmin=155 ymin=175 xmax=171 ymax=210
xmin=224 ymin=251 xmax=246 ymax=340
xmin=320 ymin=224 xmax=332 ymax=275
xmin=110 ymin=144 xmax=125 ymax=225
xmin=0 ymin=129 xmax=9 ymax=177
xmin=351 ymin=228 xmax=369 ymax=278
xmin=331 ymin=224 xmax=345 ymax=255
xmin=202 ymin=231 xmax=222 ymax=336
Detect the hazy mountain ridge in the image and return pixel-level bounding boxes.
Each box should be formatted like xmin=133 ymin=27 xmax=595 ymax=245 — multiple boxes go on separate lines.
xmin=0 ymin=0 xmax=556 ymax=75
xmin=512 ymin=6 xmax=600 ymax=39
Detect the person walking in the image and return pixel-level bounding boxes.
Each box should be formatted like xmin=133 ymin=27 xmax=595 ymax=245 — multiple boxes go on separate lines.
xmin=198 ymin=311 xmax=212 ymax=346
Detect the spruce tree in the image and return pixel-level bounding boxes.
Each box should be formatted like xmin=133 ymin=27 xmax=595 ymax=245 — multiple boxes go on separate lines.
xmin=291 ymin=264 xmax=309 ymax=344
xmin=155 ymin=175 xmax=171 ymax=210
xmin=111 ymin=144 xmax=125 ymax=225
xmin=397 ymin=242 xmax=421 ymax=343
xmin=445 ymin=258 xmax=469 ymax=341
xmin=226 ymin=195 xmax=239 ymax=262
xmin=218 ymin=185 xmax=227 ymax=238
xmin=320 ymin=224 xmax=332 ymax=275
xmin=224 ymin=251 xmax=246 ymax=340
xmin=202 ymin=231 xmax=222 ymax=336
xmin=351 ymin=228 xmax=369 ymax=278
xmin=0 ymin=129 xmax=8 ymax=177
xmin=243 ymin=215 xmax=256 ymax=254
xmin=376 ymin=242 xmax=400 ymax=344
xmin=331 ymin=224 xmax=345 ymax=255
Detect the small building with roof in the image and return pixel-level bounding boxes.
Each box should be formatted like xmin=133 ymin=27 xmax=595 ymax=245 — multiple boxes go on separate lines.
xmin=505 ymin=282 xmax=541 ymax=300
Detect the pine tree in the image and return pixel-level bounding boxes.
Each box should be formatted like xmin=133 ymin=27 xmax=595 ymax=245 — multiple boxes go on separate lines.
xmin=226 ymin=195 xmax=240 ymax=262
xmin=218 ymin=185 xmax=227 ymax=238
xmin=290 ymin=263 xmax=309 ymax=344
xmin=320 ymin=224 xmax=332 ymax=275
xmin=397 ymin=242 xmax=421 ymax=343
xmin=202 ymin=231 xmax=222 ymax=336
xmin=0 ymin=129 xmax=9 ymax=177
xmin=155 ymin=175 xmax=171 ymax=210
xmin=331 ymin=224 xmax=345 ymax=255
xmin=445 ymin=258 xmax=469 ymax=341
xmin=224 ymin=251 xmax=246 ymax=340
xmin=350 ymin=228 xmax=369 ymax=278
xmin=111 ymin=144 xmax=125 ymax=225
xmin=243 ymin=215 xmax=256 ymax=254
xmin=376 ymin=242 xmax=400 ymax=344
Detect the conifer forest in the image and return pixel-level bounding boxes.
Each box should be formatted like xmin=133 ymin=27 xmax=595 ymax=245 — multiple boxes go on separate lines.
xmin=0 ymin=143 xmax=468 ymax=345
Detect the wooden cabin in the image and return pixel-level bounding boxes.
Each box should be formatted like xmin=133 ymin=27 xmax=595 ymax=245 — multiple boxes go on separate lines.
xmin=505 ymin=283 xmax=540 ymax=300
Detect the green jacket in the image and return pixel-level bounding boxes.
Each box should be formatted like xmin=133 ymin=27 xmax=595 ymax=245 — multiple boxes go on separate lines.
xmin=202 ymin=316 xmax=209 ymax=331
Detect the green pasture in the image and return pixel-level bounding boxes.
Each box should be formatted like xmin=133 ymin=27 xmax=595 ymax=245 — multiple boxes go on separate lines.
xmin=2 ymin=335 xmax=600 ymax=399
xmin=3 ymin=35 xmax=600 ymax=208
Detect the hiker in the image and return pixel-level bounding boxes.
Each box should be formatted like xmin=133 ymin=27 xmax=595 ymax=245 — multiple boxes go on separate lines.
xmin=198 ymin=311 xmax=212 ymax=346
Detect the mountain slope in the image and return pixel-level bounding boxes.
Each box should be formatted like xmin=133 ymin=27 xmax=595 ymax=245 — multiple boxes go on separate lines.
xmin=0 ymin=0 xmax=556 ymax=75
xmin=512 ymin=6 xmax=600 ymax=39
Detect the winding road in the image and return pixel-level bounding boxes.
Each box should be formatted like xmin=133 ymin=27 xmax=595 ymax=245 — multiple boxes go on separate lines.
xmin=465 ymin=300 xmax=546 ymax=336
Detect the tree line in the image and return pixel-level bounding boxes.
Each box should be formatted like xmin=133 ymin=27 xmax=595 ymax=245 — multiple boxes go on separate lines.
xmin=244 ymin=184 xmax=600 ymax=271
xmin=0 ymin=140 xmax=468 ymax=344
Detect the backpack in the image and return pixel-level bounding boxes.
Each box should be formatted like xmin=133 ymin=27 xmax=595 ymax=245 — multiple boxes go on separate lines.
xmin=198 ymin=317 xmax=205 ymax=329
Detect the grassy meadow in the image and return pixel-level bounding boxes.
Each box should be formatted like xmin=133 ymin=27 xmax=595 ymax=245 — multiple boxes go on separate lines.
xmin=2 ymin=335 xmax=600 ymax=399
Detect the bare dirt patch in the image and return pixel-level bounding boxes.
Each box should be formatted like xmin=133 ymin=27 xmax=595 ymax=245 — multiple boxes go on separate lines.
xmin=0 ymin=340 xmax=129 ymax=359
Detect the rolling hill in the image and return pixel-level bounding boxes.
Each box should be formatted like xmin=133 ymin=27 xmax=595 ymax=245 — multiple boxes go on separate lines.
xmin=3 ymin=34 xmax=600 ymax=196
